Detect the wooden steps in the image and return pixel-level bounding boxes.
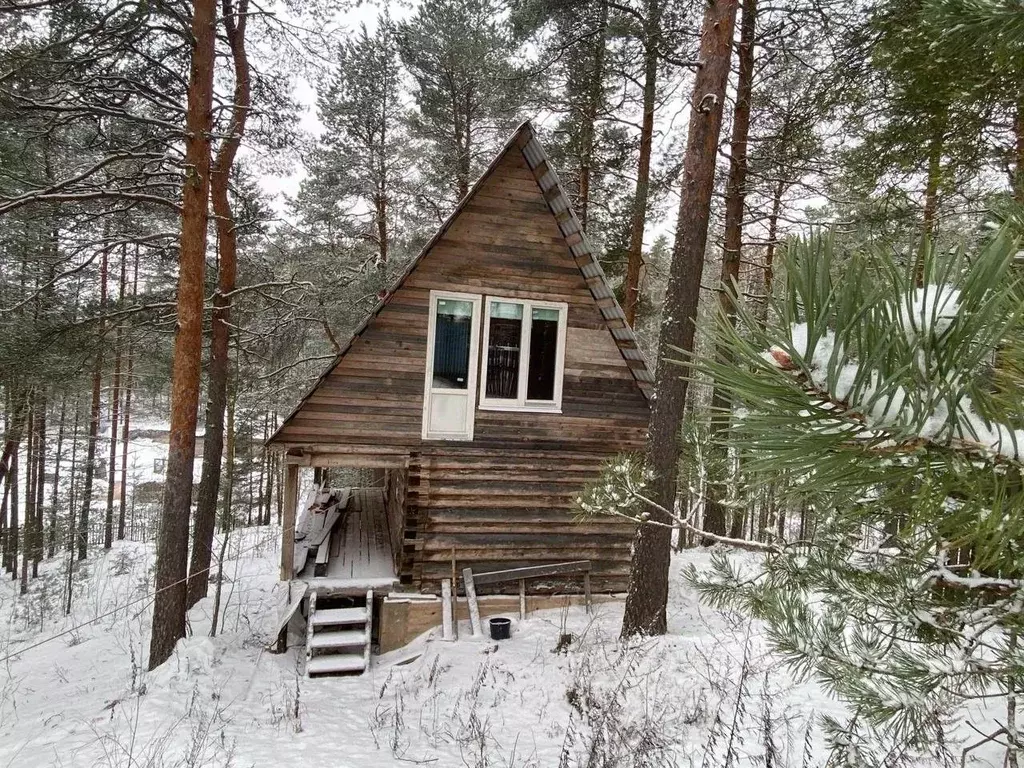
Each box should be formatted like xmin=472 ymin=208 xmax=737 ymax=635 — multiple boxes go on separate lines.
xmin=307 ymin=655 xmax=368 ymax=675
xmin=311 ymin=607 xmax=368 ymax=627
xmin=305 ymin=589 xmax=373 ymax=677
xmin=309 ymin=630 xmax=365 ymax=650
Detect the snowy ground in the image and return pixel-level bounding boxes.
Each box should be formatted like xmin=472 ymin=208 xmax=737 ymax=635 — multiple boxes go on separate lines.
xmin=0 ymin=531 xmax=1003 ymax=767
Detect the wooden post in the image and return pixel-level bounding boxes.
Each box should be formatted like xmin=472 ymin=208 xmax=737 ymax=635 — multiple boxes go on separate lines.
xmin=441 ymin=578 xmax=453 ymax=640
xmin=583 ymin=572 xmax=592 ymax=615
xmin=519 ymin=579 xmax=526 ymax=620
xmin=462 ymin=567 xmax=482 ymax=637
xmin=451 ymin=547 xmax=458 ymax=640
xmin=281 ymin=462 xmax=298 ymax=581
xmin=304 ymin=589 xmax=317 ymax=675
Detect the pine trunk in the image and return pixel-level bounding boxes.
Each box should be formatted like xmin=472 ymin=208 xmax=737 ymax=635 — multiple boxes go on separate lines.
xmin=375 ymin=190 xmax=388 ymax=264
xmin=759 ymin=177 xmax=785 ymax=326
xmin=221 ymin=375 xmax=236 ymax=533
xmin=623 ymin=3 xmax=658 ymax=327
xmin=264 ymin=418 xmax=275 ymax=526
xmin=703 ymin=0 xmax=756 ymax=543
xmin=104 ymin=253 xmax=126 ymax=549
xmin=0 ymin=395 xmax=27 ymax=490
xmin=32 ymin=392 xmax=46 ymax=575
xmin=187 ymin=0 xmax=249 ymax=611
xmin=20 ymin=402 xmax=34 ymax=593
xmin=9 ymin=442 xmax=18 ymax=580
xmin=118 ymin=248 xmax=139 ymax=541
xmin=79 ymin=247 xmax=107 ymax=561
xmin=621 ymin=0 xmax=738 ymax=638
xmin=0 ymin=401 xmax=7 ymax=571
xmin=576 ymin=0 xmax=608 ymax=231
xmin=78 ymin=353 xmax=103 ymax=560
xmin=49 ymin=394 xmax=66 ymax=558
xmin=66 ymin=399 xmax=81 ymax=554
xmin=922 ymin=132 xmax=942 ymax=239
xmin=916 ymin=124 xmax=945 ymax=285
xmin=1016 ymin=96 xmax=1024 ymax=204
xmin=149 ymin=0 xmax=219 ymax=671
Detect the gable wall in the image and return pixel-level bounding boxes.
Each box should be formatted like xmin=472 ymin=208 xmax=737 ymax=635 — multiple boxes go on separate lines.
xmin=274 ymin=146 xmax=648 ymax=453
xmin=275 ymin=145 xmax=648 ymax=593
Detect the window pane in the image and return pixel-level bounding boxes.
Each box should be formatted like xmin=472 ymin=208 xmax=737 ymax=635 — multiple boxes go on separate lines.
xmin=485 ymin=301 xmax=523 ymax=399
xmin=432 ymin=298 xmax=473 ymax=389
xmin=527 ymin=306 xmax=559 ymax=401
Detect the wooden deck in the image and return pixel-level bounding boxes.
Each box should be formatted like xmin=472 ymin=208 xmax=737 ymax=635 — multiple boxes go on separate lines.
xmin=297 ymin=487 xmax=398 ymax=593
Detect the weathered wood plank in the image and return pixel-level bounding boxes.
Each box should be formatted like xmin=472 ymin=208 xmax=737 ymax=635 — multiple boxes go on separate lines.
xmin=471 ymin=560 xmax=591 ymax=586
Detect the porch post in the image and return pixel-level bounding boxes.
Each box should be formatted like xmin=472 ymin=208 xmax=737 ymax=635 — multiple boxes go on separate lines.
xmin=281 ymin=462 xmax=299 ymax=581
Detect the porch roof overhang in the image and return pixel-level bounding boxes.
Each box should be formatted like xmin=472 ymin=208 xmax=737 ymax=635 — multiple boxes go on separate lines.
xmin=279 ymin=443 xmax=411 ymax=468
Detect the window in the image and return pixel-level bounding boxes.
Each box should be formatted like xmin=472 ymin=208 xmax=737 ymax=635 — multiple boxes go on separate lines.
xmin=480 ymin=297 xmax=567 ymax=411
xmin=422 ymin=292 xmax=482 ymax=440
xmin=432 ymin=298 xmax=474 ymax=389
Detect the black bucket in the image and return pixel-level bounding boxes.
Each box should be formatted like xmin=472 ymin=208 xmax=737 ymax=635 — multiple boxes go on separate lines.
xmin=489 ymin=617 xmax=512 ymax=641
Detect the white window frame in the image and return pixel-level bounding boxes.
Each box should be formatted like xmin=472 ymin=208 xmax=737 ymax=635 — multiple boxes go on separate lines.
xmin=422 ymin=290 xmax=482 ymax=440
xmin=478 ymin=296 xmax=568 ymax=413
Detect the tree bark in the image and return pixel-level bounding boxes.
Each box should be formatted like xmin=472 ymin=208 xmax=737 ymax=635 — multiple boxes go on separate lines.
xmin=576 ymin=0 xmax=608 ymax=231
xmin=187 ymin=0 xmax=249 ymax=611
xmin=49 ymin=393 xmax=66 ymax=558
xmin=32 ymin=391 xmax=46 ymax=576
xmin=221 ymin=369 xmax=237 ymax=533
xmin=9 ymin=442 xmax=18 ymax=580
xmin=623 ymin=0 xmax=659 ymax=327
xmin=79 ymin=247 xmax=107 ymax=561
xmin=704 ymin=0 xmax=756 ymax=543
xmin=1015 ymin=96 xmax=1024 ymax=204
xmin=66 ymin=399 xmax=81 ymax=555
xmin=916 ymin=124 xmax=945 ymax=285
xmin=149 ymin=0 xmax=219 ymax=671
xmin=118 ymin=247 xmax=139 ymax=541
xmin=104 ymin=252 xmax=126 ymax=549
xmin=0 ymin=394 xmax=28 ymax=490
xmin=621 ymin=0 xmax=739 ymax=638
xmin=20 ymin=401 xmax=34 ymax=593
xmin=759 ymin=177 xmax=786 ymax=326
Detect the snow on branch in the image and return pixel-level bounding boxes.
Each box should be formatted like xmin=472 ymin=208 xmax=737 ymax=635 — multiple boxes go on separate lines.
xmin=762 ymin=283 xmax=1024 ymax=465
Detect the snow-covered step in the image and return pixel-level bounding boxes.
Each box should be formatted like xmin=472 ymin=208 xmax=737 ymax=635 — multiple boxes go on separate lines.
xmin=309 ymin=630 xmax=366 ymax=650
xmin=310 ymin=607 xmax=368 ymax=627
xmin=307 ymin=653 xmax=367 ymax=676
xmin=305 ymin=589 xmax=374 ymax=677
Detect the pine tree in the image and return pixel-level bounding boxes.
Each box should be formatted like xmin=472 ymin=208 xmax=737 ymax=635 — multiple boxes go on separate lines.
xmin=398 ymin=0 xmax=528 ymax=204
xmin=148 ymin=0 xmax=219 ymax=671
xmin=839 ymin=0 xmax=994 ymax=260
xmin=187 ymin=0 xmax=252 ymax=611
xmin=585 ymin=225 xmax=1024 ymax=762
xmin=619 ymin=0 xmax=739 ymax=638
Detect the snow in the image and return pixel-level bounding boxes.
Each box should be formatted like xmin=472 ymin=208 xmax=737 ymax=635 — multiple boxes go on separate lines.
xmin=764 ymin=285 xmax=1024 ymax=463
xmin=0 ymin=534 xmax=1010 ymax=766
xmin=900 ymin=284 xmax=961 ymax=343
xmin=0 ymin=534 xmax=838 ymax=767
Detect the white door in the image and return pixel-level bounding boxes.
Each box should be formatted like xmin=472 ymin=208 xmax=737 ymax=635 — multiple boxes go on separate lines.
xmin=422 ymin=291 xmax=481 ymax=440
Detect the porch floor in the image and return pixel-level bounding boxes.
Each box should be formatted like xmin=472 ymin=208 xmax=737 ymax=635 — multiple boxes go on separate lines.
xmin=298 ymin=487 xmax=399 ymax=592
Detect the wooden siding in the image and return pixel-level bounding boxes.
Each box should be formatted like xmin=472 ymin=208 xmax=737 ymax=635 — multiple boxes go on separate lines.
xmin=274 ymin=136 xmax=648 ymax=593
xmin=274 ymin=145 xmax=648 ymax=452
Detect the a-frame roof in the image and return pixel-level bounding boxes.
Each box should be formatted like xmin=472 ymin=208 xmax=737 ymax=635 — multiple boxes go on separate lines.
xmin=269 ymin=120 xmax=653 ymax=445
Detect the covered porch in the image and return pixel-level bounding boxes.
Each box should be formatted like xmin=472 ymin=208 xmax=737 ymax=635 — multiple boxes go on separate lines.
xmin=293 ymin=486 xmax=401 ymax=594
xmin=280 ymin=447 xmax=409 ymax=598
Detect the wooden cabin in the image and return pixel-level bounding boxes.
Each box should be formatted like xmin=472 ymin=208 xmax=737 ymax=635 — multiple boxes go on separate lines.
xmin=268 ymin=121 xmax=653 ymax=671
